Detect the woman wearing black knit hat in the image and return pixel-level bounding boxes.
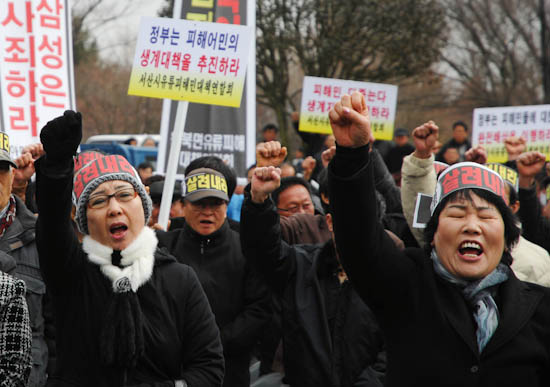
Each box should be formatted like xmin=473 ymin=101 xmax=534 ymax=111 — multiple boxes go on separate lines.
xmin=35 ymin=111 xmax=224 ymax=387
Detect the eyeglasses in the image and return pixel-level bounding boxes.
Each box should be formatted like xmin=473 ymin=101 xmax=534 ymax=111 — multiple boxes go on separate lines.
xmin=277 ymin=201 xmax=313 ymax=214
xmin=88 ymin=188 xmax=137 ymax=209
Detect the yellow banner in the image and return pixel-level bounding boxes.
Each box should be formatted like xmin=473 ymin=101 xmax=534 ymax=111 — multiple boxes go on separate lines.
xmin=128 ymin=69 xmax=245 ymax=107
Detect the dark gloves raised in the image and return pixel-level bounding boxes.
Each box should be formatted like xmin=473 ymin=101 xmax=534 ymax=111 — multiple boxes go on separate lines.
xmin=40 ymin=110 xmax=82 ymax=162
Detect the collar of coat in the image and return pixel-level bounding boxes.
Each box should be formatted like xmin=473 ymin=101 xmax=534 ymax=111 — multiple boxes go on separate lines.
xmin=82 ymin=227 xmax=157 ymax=293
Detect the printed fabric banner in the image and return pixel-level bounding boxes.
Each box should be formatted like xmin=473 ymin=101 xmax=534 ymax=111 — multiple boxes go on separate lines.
xmin=472 ymin=105 xmax=550 ymax=163
xmin=0 ymin=0 xmax=76 ymax=157
xmin=158 ymin=0 xmax=253 ymax=179
xmin=298 ymin=76 xmax=398 ymax=140
xmin=128 ymin=16 xmax=251 ymax=108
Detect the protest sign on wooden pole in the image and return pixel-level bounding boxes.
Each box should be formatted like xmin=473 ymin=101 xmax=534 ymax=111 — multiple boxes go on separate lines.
xmin=128 ymin=16 xmax=252 ymax=229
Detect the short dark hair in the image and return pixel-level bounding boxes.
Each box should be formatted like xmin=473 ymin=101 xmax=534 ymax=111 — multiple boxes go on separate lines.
xmin=317 ymin=168 xmax=329 ymax=214
xmin=504 ymin=181 xmax=518 ymax=206
xmin=262 ymin=123 xmax=278 ymax=133
xmin=272 ymin=176 xmax=311 ymax=207
xmin=247 ymin=163 xmax=257 ymax=174
xmin=138 ymin=162 xmax=153 ymax=170
xmin=424 ymin=188 xmax=520 ymax=264
xmin=185 ymin=156 xmax=237 ymax=199
xmin=452 ymin=121 xmax=469 ymax=132
xmin=143 ymin=174 xmax=165 ymax=187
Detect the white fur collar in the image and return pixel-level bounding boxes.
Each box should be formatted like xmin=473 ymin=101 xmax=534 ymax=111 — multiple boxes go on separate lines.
xmin=83 ymin=227 xmax=158 ymax=292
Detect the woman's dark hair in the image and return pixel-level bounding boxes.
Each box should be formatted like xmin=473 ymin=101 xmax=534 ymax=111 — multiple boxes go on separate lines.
xmin=424 ymin=188 xmax=521 ymax=264
xmin=505 ymin=182 xmax=518 ymax=206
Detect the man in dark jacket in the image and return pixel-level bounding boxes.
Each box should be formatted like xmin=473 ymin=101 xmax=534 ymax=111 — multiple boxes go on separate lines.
xmin=516 ymin=150 xmax=550 ymax=253
xmin=435 ymin=121 xmax=472 ymax=163
xmin=0 ymin=137 xmax=50 ymax=386
xmin=240 ymin=164 xmax=386 ymax=387
xmin=156 ymin=167 xmax=271 ymax=387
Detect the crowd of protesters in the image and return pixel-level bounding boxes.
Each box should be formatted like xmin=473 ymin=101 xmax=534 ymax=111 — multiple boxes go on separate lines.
xmin=1 ymin=93 xmax=550 ymax=386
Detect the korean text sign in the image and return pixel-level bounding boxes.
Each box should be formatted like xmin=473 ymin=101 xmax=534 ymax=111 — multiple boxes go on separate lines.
xmin=473 ymin=105 xmax=550 ymax=163
xmin=298 ymin=76 xmax=398 ymax=140
xmin=0 ymin=0 xmax=75 ymax=157
xmin=128 ymin=17 xmax=251 ymax=108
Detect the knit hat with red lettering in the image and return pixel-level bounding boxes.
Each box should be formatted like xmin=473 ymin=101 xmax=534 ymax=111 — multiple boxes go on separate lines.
xmin=74 ymin=150 xmax=104 ymax=173
xmin=430 ymin=162 xmax=506 ymax=215
xmin=72 ymin=154 xmax=152 ymax=235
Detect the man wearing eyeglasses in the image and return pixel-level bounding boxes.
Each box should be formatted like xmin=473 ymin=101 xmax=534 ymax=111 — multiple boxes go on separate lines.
xmin=156 ymin=167 xmax=271 ymax=387
xmin=272 ymin=176 xmax=316 ymax=217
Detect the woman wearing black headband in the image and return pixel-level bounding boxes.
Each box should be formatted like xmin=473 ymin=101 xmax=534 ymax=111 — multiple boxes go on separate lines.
xmin=327 ymin=92 xmax=550 ymax=387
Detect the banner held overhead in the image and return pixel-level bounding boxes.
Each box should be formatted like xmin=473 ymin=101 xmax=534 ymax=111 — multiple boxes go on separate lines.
xmin=299 ymin=76 xmax=398 ymax=141
xmin=128 ymin=17 xmax=251 ymax=108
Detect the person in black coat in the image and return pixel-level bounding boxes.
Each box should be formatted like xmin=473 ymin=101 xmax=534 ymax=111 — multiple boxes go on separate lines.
xmin=156 ymin=167 xmax=271 ymax=387
xmin=240 ymin=159 xmax=386 ymax=387
xmin=435 ymin=121 xmax=472 ymax=163
xmin=327 ymin=92 xmax=550 ymax=387
xmin=35 ymin=111 xmax=224 ymax=387
xmin=516 ymin=150 xmax=550 ymax=254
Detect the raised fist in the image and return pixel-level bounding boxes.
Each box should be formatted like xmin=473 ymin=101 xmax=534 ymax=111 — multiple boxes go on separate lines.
xmin=250 ymin=166 xmax=282 ymax=204
xmin=464 ymin=145 xmax=487 ymax=165
xmin=412 ymin=121 xmax=439 ymax=159
xmin=517 ymin=151 xmax=546 ymax=188
xmin=329 ymin=92 xmax=373 ymax=148
xmin=256 ymin=141 xmax=288 ymax=168
xmin=504 ymin=136 xmax=526 ymax=160
xmin=40 ymin=110 xmax=82 ymax=161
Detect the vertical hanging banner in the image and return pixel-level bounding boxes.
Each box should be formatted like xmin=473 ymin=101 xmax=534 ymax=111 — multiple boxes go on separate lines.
xmin=472 ymin=105 xmax=550 ymax=163
xmin=0 ymin=0 xmax=76 ymax=157
xmin=157 ymin=0 xmax=254 ymax=180
xmin=128 ymin=17 xmax=250 ymax=107
xmin=298 ymin=76 xmax=398 ymax=141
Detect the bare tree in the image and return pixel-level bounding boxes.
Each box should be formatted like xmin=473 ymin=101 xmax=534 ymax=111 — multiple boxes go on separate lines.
xmin=72 ymin=0 xmax=163 ymax=136
xmin=256 ymin=0 xmax=447 ymax=145
xmin=442 ymin=0 xmax=550 ymax=106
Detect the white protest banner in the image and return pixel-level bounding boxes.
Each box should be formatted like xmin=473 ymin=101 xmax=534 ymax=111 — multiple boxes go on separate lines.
xmin=128 ymin=16 xmax=251 ymax=108
xmin=0 ymin=0 xmax=76 ymax=157
xmin=298 ymin=76 xmax=398 ymax=141
xmin=472 ymin=105 xmax=550 ymax=163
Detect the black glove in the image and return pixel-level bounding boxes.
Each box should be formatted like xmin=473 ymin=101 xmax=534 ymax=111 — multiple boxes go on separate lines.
xmin=40 ymin=110 xmax=82 ymax=162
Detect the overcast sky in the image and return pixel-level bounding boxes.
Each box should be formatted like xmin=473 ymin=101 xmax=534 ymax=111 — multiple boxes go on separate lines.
xmin=74 ymin=0 xmax=166 ymax=64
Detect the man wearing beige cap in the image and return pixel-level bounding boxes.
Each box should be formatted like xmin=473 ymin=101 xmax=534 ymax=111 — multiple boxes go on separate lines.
xmin=157 ymin=167 xmax=271 ymax=387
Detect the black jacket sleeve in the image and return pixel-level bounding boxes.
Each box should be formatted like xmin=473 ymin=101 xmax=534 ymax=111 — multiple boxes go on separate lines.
xmin=518 ymin=185 xmax=550 ymax=254
xmin=371 ymin=148 xmax=402 ymax=214
xmin=179 ymin=266 xmax=224 ymax=386
xmin=219 ymin=260 xmax=271 ymax=356
xmin=35 ymin=157 xmax=83 ymax=295
xmin=240 ymin=188 xmax=296 ymax=295
xmin=328 ymin=145 xmax=416 ymax=311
